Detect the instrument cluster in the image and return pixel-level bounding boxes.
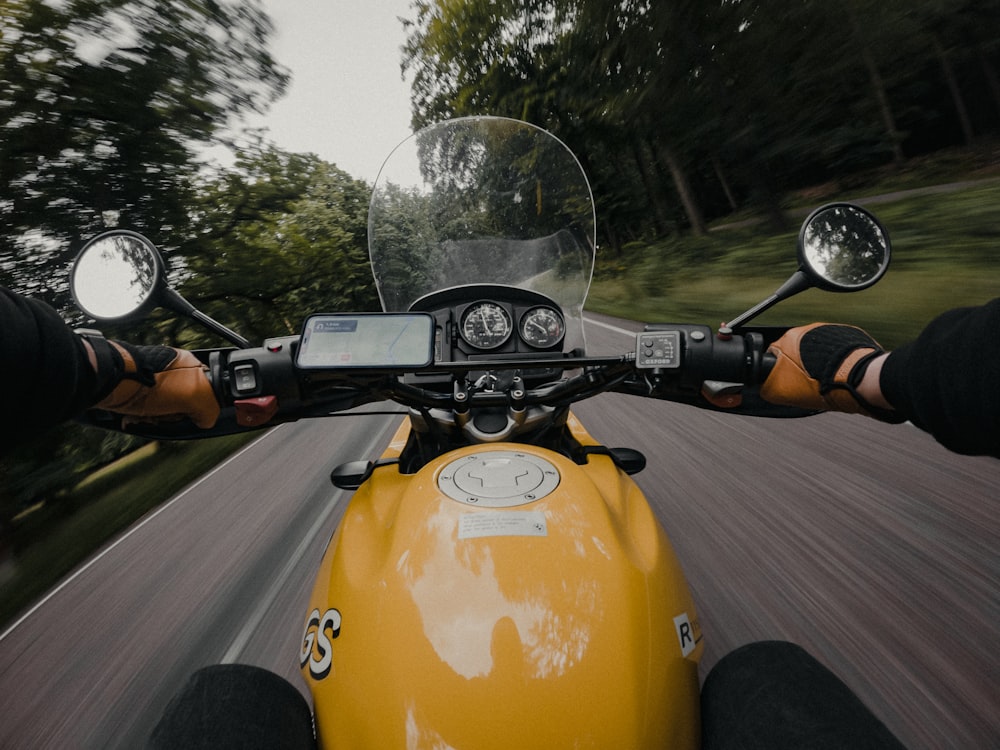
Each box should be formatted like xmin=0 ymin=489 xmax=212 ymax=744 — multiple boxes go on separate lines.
xmin=406 ymin=286 xmax=571 ymax=383
xmin=459 ymin=301 xmax=565 ymax=352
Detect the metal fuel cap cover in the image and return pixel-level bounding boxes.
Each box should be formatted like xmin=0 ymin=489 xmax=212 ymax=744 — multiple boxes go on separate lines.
xmin=438 ymin=450 xmax=561 ymax=507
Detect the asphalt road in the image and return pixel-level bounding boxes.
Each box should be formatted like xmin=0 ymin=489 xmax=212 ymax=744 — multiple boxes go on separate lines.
xmin=1 ymin=314 xmax=997 ymax=748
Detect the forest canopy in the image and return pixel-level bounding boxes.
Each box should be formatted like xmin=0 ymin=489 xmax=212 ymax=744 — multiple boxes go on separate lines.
xmin=0 ymin=0 xmax=289 ymax=304
xmin=403 ymin=0 xmax=1000 ymax=244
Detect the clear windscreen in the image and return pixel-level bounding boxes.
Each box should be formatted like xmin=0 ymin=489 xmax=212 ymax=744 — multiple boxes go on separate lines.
xmin=368 ymin=117 xmax=596 ymax=353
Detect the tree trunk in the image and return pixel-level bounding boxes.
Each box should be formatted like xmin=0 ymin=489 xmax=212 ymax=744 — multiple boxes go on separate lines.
xmin=975 ymin=44 xmax=1000 ymax=123
xmin=601 ymin=218 xmax=622 ymax=256
xmin=846 ymin=5 xmax=905 ymax=165
xmin=630 ymin=140 xmax=673 ymax=236
xmin=860 ymin=45 xmax=906 ymax=165
xmin=606 ymin=154 xmax=643 ymax=244
xmin=749 ymin=168 xmax=787 ymax=233
xmin=711 ymin=154 xmax=738 ymax=212
xmin=652 ymin=139 xmax=706 ymax=237
xmin=932 ymin=34 xmax=975 ymax=145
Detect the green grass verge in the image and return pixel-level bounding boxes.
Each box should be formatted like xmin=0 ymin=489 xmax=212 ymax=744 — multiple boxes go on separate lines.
xmin=0 ymin=431 xmax=258 ymax=629
xmin=588 ymin=179 xmax=1000 ymax=348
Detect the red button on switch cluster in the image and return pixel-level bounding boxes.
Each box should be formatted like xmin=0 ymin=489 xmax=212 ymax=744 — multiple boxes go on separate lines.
xmin=234 ymin=396 xmax=278 ymax=427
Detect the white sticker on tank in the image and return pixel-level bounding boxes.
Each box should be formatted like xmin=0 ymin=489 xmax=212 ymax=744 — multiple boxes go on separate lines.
xmin=458 ymin=511 xmax=548 ymax=539
xmin=674 ymin=612 xmax=697 ymax=658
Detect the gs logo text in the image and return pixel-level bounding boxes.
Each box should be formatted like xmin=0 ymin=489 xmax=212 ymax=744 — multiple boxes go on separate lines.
xmin=300 ymin=608 xmax=342 ymax=680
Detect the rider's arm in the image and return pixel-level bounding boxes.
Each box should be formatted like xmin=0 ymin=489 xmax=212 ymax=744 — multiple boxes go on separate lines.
xmin=763 ymin=298 xmax=1000 ymax=458
xmin=855 ymin=353 xmax=891 ymax=410
xmin=1 ymin=286 xmax=101 ymax=451
xmin=876 ymin=298 xmax=1000 ymax=457
xmin=0 ymin=286 xmax=218 ymax=452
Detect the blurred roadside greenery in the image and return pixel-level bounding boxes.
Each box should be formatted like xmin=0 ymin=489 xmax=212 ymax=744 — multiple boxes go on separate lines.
xmin=0 ymin=432 xmax=256 ymax=628
xmin=588 ymin=176 xmax=1000 ymax=349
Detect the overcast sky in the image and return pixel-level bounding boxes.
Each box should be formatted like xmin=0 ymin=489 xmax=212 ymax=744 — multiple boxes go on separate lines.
xmin=252 ymin=1 xmax=418 ymax=183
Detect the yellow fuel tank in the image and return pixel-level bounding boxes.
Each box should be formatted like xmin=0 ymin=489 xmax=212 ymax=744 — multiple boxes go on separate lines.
xmin=301 ymin=416 xmax=703 ymax=748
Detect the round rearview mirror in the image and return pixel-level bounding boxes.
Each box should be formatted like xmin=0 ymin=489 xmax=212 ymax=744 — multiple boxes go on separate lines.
xmin=798 ymin=203 xmax=890 ymax=291
xmin=71 ymin=231 xmax=164 ymax=321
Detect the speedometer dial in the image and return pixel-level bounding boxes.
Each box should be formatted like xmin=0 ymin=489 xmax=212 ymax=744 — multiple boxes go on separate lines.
xmin=519 ymin=306 xmax=565 ymax=348
xmin=460 ymin=302 xmax=512 ymax=349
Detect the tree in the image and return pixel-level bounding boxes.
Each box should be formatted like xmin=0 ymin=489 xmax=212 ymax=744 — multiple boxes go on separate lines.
xmin=912 ymin=0 xmax=1000 ymax=145
xmin=0 ymin=0 xmax=289 ymax=306
xmin=0 ymin=423 xmax=147 ymax=534
xmin=176 ymin=144 xmax=377 ymax=347
xmin=403 ymin=0 xmax=579 ymax=130
xmin=401 ymin=0 xmax=704 ymax=239
xmin=0 ymin=0 xmax=293 ymax=527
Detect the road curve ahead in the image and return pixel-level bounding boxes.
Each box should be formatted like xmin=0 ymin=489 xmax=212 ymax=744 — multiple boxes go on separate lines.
xmin=0 ymin=314 xmax=996 ymax=748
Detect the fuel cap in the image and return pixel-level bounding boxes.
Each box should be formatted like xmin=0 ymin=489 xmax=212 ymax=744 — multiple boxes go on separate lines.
xmin=438 ymin=450 xmax=560 ymax=507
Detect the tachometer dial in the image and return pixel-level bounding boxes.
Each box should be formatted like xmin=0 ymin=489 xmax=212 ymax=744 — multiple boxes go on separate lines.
xmin=460 ymin=302 xmax=512 ymax=349
xmin=519 ymin=306 xmax=565 ymax=348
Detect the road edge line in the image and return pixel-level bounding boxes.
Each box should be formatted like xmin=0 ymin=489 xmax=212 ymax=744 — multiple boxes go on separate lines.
xmin=219 ymin=418 xmax=400 ymax=664
xmin=0 ymin=426 xmax=285 ymax=644
xmin=585 ymin=315 xmax=637 ymax=337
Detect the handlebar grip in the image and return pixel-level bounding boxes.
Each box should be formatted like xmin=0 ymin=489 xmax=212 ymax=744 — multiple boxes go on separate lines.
xmin=121 ymin=418 xmax=217 ymax=440
xmin=76 ymin=406 xmax=253 ymax=441
xmin=761 ymin=352 xmax=777 ymax=383
xmin=636 ymin=324 xmax=783 ymax=386
xmin=628 ymin=323 xmax=815 ymax=417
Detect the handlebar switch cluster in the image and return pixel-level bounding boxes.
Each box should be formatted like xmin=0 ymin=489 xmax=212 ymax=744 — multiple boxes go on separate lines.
xmin=232 ymin=363 xmax=259 ymax=394
xmin=637 ymin=323 xmax=754 ymax=392
xmin=636 ymin=331 xmax=681 ymax=369
xmin=223 ymin=338 xmax=302 ymax=407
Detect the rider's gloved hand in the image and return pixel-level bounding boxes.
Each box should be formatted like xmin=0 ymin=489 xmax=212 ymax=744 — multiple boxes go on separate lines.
xmin=760 ymin=323 xmax=903 ymax=422
xmin=87 ymin=337 xmax=220 ymax=428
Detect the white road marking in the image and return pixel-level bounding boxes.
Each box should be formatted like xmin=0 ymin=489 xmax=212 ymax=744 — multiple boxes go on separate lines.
xmin=0 ymin=427 xmax=285 ymax=643
xmin=584 ymin=315 xmax=637 ymax=338
xmin=220 ymin=416 xmax=399 ymax=663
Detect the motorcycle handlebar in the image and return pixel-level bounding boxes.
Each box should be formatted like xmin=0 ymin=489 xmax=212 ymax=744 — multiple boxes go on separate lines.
xmin=608 ymin=323 xmax=809 ymax=417
xmin=79 ymin=323 xmax=806 ymax=440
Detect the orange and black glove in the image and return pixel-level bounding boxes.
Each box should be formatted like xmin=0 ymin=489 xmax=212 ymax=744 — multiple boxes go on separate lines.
xmin=760 ymin=323 xmax=903 ymax=422
xmin=87 ymin=337 xmax=220 ymax=429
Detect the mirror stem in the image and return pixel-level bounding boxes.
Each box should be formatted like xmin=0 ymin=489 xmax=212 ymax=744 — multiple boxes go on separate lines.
xmin=190 ymin=309 xmax=252 ymax=349
xmin=724 ymin=270 xmax=811 ymax=330
xmin=163 ymin=287 xmax=252 ymax=349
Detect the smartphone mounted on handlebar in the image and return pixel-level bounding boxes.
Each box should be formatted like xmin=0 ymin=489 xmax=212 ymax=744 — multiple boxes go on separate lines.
xmin=296 ymin=313 xmax=435 ymax=371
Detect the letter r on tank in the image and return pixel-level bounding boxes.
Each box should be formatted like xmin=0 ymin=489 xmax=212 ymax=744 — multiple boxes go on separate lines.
xmin=674 ymin=613 xmax=696 ymax=658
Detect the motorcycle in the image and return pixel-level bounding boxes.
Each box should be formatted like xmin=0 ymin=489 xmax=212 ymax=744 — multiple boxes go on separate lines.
xmin=70 ymin=116 xmax=891 ymax=748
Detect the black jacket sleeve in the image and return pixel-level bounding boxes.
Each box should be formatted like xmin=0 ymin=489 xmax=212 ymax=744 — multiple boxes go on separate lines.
xmin=880 ymin=298 xmax=1000 ymax=458
xmin=0 ymin=286 xmax=99 ymax=453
